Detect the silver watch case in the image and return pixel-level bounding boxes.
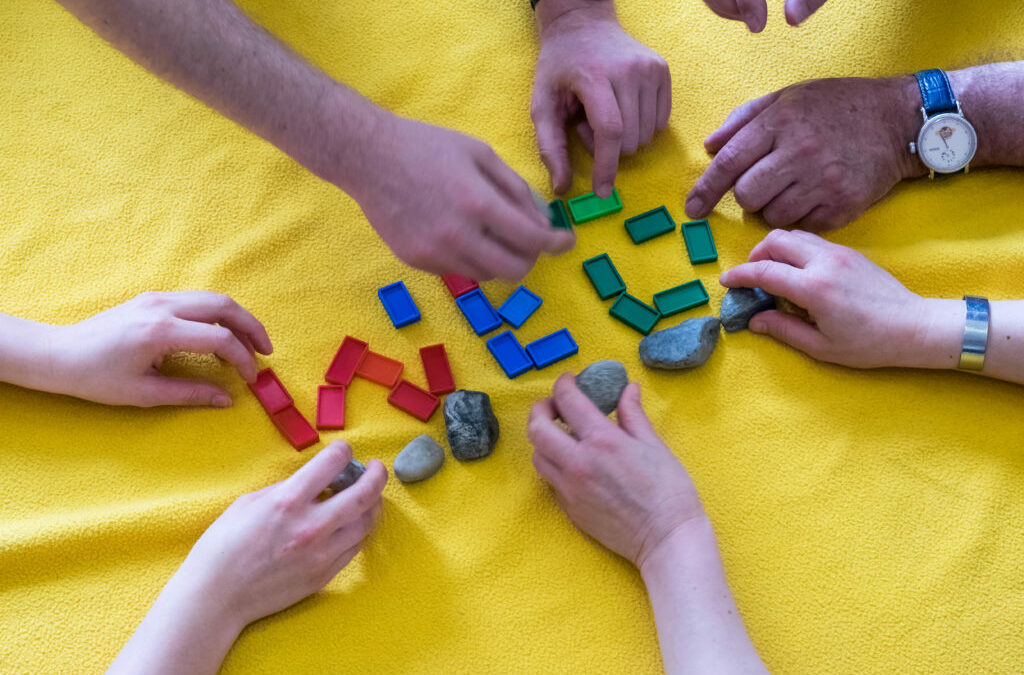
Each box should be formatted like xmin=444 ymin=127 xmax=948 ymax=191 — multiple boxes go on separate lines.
xmin=908 ymin=102 xmax=978 ymax=179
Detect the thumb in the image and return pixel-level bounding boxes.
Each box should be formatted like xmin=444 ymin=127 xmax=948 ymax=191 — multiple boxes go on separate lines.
xmin=135 ymin=375 xmax=233 ymax=408
xmin=785 ymin=0 xmax=828 ymax=26
xmin=531 ymin=96 xmax=572 ymax=194
xmin=748 ymin=309 xmax=826 ymax=357
xmin=616 ymin=383 xmax=660 ymax=442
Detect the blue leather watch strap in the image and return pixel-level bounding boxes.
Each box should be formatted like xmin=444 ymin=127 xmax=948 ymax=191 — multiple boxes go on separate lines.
xmin=915 ymin=69 xmax=957 ymax=116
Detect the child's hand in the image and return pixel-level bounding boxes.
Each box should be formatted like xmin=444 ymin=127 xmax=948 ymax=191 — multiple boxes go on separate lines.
xmin=48 ymin=291 xmax=272 ymax=407
xmin=719 ymin=229 xmax=938 ymax=369
xmin=528 ymin=375 xmax=704 ymax=570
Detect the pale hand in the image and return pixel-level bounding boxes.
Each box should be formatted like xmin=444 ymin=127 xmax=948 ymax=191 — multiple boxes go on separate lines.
xmin=702 ymin=0 xmax=831 ymax=32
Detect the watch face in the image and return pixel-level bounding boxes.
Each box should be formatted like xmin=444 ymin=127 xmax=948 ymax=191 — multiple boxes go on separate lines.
xmin=917 ymin=113 xmax=977 ymax=173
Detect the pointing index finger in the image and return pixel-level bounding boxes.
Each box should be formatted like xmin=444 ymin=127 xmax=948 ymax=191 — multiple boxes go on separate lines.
xmin=572 ymin=76 xmax=623 ymax=198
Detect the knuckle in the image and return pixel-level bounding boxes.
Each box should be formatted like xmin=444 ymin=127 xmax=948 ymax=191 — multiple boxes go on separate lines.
xmin=139 ymin=317 xmax=175 ymax=344
xmin=796 ymin=135 xmax=822 ymax=158
xmin=822 ymin=164 xmax=844 ymax=190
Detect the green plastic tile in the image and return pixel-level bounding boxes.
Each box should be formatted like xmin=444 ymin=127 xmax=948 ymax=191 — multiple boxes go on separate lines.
xmin=582 ymin=253 xmax=627 ymax=300
xmin=681 ymin=219 xmax=718 ymax=264
xmin=549 ymin=199 xmax=572 ymax=230
xmin=567 ymin=188 xmax=623 ymax=224
xmin=625 ymin=206 xmax=676 ymax=244
xmin=653 ymin=280 xmax=709 ymax=317
xmin=609 ymin=293 xmax=660 ymax=335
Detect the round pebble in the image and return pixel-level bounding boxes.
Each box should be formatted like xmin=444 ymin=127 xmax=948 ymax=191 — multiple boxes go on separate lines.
xmin=394 ymin=435 xmax=445 ymax=483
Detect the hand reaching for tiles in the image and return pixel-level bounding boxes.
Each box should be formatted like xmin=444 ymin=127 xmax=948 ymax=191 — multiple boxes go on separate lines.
xmin=528 ymin=375 xmax=704 ymax=569
xmin=702 ymin=0 xmax=830 ymax=32
xmin=46 ymin=291 xmax=272 ymax=407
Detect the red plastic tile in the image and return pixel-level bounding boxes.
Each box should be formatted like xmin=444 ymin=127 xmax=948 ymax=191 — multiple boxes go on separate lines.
xmin=441 ymin=274 xmax=479 ymax=298
xmin=248 ymin=368 xmax=293 ymax=414
xmin=419 ymin=343 xmax=455 ymax=395
xmin=270 ymin=405 xmax=319 ymax=451
xmin=316 ymin=385 xmax=346 ymax=430
xmin=355 ymin=351 xmax=404 ymax=387
xmin=326 ymin=336 xmax=369 ymax=385
xmin=388 ymin=379 xmax=440 ymax=422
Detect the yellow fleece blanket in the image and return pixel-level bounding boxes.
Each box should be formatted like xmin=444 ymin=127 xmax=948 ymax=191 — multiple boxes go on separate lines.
xmin=2 ymin=1 xmax=1024 ymax=672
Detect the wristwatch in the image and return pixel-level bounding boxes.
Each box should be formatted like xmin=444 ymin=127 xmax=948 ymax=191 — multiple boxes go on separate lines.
xmin=909 ymin=69 xmax=978 ymax=179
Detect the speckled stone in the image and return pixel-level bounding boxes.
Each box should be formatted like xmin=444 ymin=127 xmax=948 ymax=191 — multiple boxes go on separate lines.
xmin=576 ymin=360 xmax=628 ymax=415
xmin=443 ymin=390 xmax=500 ymax=461
xmin=327 ymin=459 xmax=366 ymax=494
xmin=720 ymin=287 xmax=776 ymax=332
xmin=639 ymin=317 xmax=721 ymax=370
xmin=393 ymin=435 xmax=445 ymax=483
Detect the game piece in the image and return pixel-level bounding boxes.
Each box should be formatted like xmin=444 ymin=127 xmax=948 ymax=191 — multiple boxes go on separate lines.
xmin=582 ymin=253 xmax=627 ymax=300
xmin=497 ymin=285 xmax=543 ymax=328
xmin=567 ymin=188 xmax=623 ymax=224
xmin=248 ymin=368 xmax=293 ymax=414
xmin=576 ymin=360 xmax=628 ymax=415
xmin=269 ymin=405 xmax=319 ymax=451
xmin=355 ymin=351 xmax=404 ymax=387
xmin=377 ymin=280 xmax=421 ymax=328
xmin=327 ymin=460 xmax=365 ymax=493
xmin=624 ymin=206 xmax=676 ymax=244
xmin=549 ymin=199 xmax=572 ymax=230
xmin=609 ymin=293 xmax=661 ymax=335
xmin=485 ymin=331 xmax=534 ymax=379
xmin=720 ymin=287 xmax=776 ymax=332
xmin=316 ymin=385 xmax=346 ymax=430
xmin=394 ymin=435 xmax=445 ymax=483
xmin=388 ymin=379 xmax=441 ymax=422
xmin=420 ymin=344 xmax=456 ymax=395
xmin=525 ymin=329 xmax=579 ymax=369
xmin=325 ymin=336 xmax=369 ymax=385
xmin=441 ymin=274 xmax=479 ymax=298
xmin=455 ymin=288 xmax=502 ymax=336
xmin=639 ymin=317 xmax=721 ymax=370
xmin=652 ymin=279 xmax=709 ymax=317
xmin=681 ymin=219 xmax=718 ymax=264
xmin=444 ymin=390 xmax=500 ymax=461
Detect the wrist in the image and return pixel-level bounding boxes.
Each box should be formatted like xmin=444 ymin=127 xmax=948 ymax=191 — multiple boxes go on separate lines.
xmin=536 ymin=0 xmax=618 ymax=40
xmin=162 ymin=565 xmax=248 ymax=641
xmin=894 ymin=297 xmax=965 ymax=370
xmin=638 ymin=513 xmax=716 ymax=582
xmin=0 ymin=315 xmax=61 ymax=393
xmin=889 ymin=75 xmax=930 ymax=180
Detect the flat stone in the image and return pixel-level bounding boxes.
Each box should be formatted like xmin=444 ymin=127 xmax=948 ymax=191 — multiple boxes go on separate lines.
xmin=443 ymin=390 xmax=500 ymax=461
xmin=720 ymin=287 xmax=776 ymax=332
xmin=327 ymin=459 xmax=366 ymax=494
xmin=576 ymin=360 xmax=628 ymax=415
xmin=393 ymin=435 xmax=445 ymax=483
xmin=639 ymin=317 xmax=721 ymax=370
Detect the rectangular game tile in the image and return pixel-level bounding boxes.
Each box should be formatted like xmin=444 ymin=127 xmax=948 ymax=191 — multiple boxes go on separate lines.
xmin=582 ymin=253 xmax=627 ymax=300
xmin=455 ymin=288 xmax=502 ymax=336
xmin=355 ymin=351 xmax=404 ymax=387
xmin=486 ymin=331 xmax=534 ymax=379
xmin=388 ymin=379 xmax=440 ymax=422
xmin=625 ymin=206 xmax=676 ymax=244
xmin=652 ymin=280 xmax=709 ymax=317
xmin=377 ymin=281 xmax=421 ymax=328
xmin=525 ymin=329 xmax=579 ymax=369
xmin=681 ymin=219 xmax=718 ymax=264
xmin=248 ymin=368 xmax=293 ymax=415
xmin=441 ymin=274 xmax=479 ymax=298
xmin=497 ymin=286 xmax=543 ymax=328
xmin=420 ymin=343 xmax=456 ymax=395
xmin=325 ymin=336 xmax=369 ymax=385
xmin=270 ymin=405 xmax=320 ymax=451
xmin=567 ymin=188 xmax=623 ymax=224
xmin=610 ymin=293 xmax=661 ymax=335
xmin=316 ymin=385 xmax=346 ymax=430
xmin=549 ymin=199 xmax=572 ymax=230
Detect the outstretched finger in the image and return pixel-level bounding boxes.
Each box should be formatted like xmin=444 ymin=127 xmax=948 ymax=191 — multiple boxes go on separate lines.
xmin=167 ymin=291 xmax=273 ymax=356
xmin=573 ymin=76 xmax=623 ymax=198
xmin=531 ymin=91 xmax=573 ymax=194
xmin=748 ymin=309 xmax=827 ymax=357
xmin=686 ymin=122 xmax=774 ymax=219
xmin=133 ymin=374 xmax=232 ymax=408
xmin=719 ymin=259 xmax=813 ymax=308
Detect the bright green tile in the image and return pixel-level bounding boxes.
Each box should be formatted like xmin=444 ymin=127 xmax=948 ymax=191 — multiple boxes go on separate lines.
xmin=568 ymin=188 xmax=623 ymax=224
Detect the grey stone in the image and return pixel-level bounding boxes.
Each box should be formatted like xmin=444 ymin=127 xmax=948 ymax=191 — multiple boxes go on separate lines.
xmin=576 ymin=360 xmax=628 ymax=415
xmin=443 ymin=390 xmax=500 ymax=461
xmin=393 ymin=435 xmax=445 ymax=483
xmin=720 ymin=287 xmax=776 ymax=333
xmin=327 ymin=459 xmax=366 ymax=494
xmin=639 ymin=317 xmax=721 ymax=370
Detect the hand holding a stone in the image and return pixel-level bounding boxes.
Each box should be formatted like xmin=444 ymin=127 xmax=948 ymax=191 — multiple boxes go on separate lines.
xmin=528 ymin=375 xmax=704 ymax=570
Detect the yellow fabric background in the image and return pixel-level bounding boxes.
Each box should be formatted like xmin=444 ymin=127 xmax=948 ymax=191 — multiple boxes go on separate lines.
xmin=2 ymin=0 xmax=1023 ymax=672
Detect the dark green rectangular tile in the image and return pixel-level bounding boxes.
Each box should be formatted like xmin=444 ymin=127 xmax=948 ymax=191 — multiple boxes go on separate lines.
xmin=653 ymin=280 xmax=709 ymax=317
xmin=582 ymin=253 xmax=627 ymax=300
xmin=625 ymin=206 xmax=676 ymax=244
xmin=609 ymin=293 xmax=660 ymax=335
xmin=681 ymin=219 xmax=718 ymax=264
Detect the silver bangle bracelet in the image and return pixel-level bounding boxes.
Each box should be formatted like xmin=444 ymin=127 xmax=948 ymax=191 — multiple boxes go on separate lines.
xmin=958 ymin=295 xmax=989 ymax=371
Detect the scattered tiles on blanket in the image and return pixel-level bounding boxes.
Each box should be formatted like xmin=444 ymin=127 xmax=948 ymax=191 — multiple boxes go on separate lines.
xmin=639 ymin=317 xmax=721 ymax=370
xmin=443 ymin=390 xmax=500 ymax=461
xmin=576 ymin=360 xmax=629 ymax=415
xmin=720 ymin=287 xmax=776 ymax=333
xmin=394 ymin=435 xmax=446 ymax=483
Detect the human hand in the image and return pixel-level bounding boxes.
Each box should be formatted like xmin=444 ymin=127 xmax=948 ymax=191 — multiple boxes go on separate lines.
xmin=531 ymin=2 xmax=671 ymax=196
xmin=702 ymin=0 xmax=830 ymax=32
xmin=686 ymin=77 xmax=923 ymax=231
xmin=719 ymin=229 xmax=954 ymax=369
xmin=528 ymin=375 xmax=704 ymax=569
xmin=352 ymin=115 xmax=575 ymax=281
xmin=48 ymin=291 xmax=272 ymax=407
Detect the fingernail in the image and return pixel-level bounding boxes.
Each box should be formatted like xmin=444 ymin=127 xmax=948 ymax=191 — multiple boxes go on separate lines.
xmin=748 ymin=320 xmax=765 ymax=333
xmin=685 ymin=195 xmax=704 ymax=217
xmin=213 ymin=394 xmax=232 ymax=408
xmin=597 ymin=184 xmax=612 ymax=198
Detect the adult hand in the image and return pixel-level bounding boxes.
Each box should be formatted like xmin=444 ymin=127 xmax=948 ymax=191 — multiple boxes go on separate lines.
xmin=49 ymin=291 xmax=272 ymax=407
xmin=686 ymin=77 xmax=923 ymax=231
xmin=528 ymin=375 xmax=704 ymax=569
xmin=354 ymin=116 xmax=575 ymax=282
xmin=531 ymin=1 xmax=671 ymax=197
xmin=720 ymin=229 xmax=943 ymax=368
xmin=702 ymin=0 xmax=830 ymax=32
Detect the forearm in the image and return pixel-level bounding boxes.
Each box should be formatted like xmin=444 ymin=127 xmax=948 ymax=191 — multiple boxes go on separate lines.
xmin=534 ymin=0 xmax=616 ymax=36
xmin=639 ymin=516 xmax=766 ymax=674
xmin=0 ymin=314 xmax=59 ymax=393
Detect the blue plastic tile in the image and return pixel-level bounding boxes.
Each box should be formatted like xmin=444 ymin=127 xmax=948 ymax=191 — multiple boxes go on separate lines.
xmin=486 ymin=331 xmax=533 ymax=378
xmin=377 ymin=281 xmax=421 ymax=328
xmin=525 ymin=329 xmax=579 ymax=369
xmin=497 ymin=286 xmax=543 ymax=328
xmin=455 ymin=288 xmax=502 ymax=336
